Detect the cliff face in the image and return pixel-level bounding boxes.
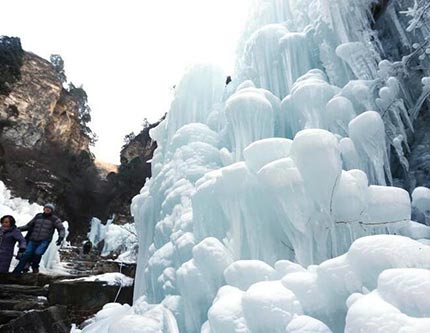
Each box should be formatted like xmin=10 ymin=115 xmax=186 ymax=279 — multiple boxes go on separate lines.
xmin=0 ymin=45 xmax=98 ymax=236
xmin=0 ymin=52 xmax=89 ymax=152
xmin=0 ymin=38 xmax=158 ymax=240
xmin=105 ymin=122 xmax=159 ymax=223
xmin=0 ymin=40 xmax=103 ymax=239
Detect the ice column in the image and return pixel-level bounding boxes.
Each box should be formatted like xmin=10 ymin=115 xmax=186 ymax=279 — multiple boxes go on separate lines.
xmin=348 ymin=111 xmax=392 ymax=185
xmin=164 ymin=65 xmax=225 ymax=145
xmin=290 ymin=129 xmax=342 ymax=260
xmin=225 ymin=89 xmax=274 ymax=161
xmin=336 ymin=42 xmax=379 ymax=80
xmin=325 ymin=96 xmax=356 ymax=137
xmin=282 ymin=70 xmax=337 ymax=136
xmin=243 ymin=24 xmax=289 ymax=98
xmin=280 ymin=30 xmax=316 ymax=93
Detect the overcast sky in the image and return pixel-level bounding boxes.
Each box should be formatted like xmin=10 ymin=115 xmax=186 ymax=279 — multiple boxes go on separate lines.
xmin=1 ymin=0 xmax=251 ymax=163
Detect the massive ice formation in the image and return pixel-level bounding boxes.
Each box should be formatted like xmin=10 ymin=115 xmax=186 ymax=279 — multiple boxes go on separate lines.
xmin=80 ymin=0 xmax=430 ymax=332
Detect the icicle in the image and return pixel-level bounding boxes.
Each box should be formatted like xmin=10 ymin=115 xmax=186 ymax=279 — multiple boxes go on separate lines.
xmin=336 ymin=42 xmax=379 ymax=80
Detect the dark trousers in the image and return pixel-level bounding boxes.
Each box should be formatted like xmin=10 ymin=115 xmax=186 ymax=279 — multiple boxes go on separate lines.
xmin=13 ymin=240 xmax=50 ymax=273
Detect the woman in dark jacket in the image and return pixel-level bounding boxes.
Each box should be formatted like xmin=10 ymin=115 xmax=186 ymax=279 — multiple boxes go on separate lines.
xmin=0 ymin=215 xmax=26 ymax=273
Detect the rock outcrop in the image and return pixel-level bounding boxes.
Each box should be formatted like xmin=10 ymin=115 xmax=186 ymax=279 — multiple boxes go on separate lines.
xmin=0 ymin=36 xmax=158 ymax=241
xmin=106 ymin=121 xmax=159 ymax=221
xmin=0 ymin=51 xmax=89 ymax=152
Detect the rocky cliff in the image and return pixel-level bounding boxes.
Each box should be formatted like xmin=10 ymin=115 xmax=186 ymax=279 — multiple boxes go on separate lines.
xmin=0 ymin=52 xmax=89 ymax=152
xmin=106 ymin=121 xmax=159 ymax=223
xmin=0 ymin=36 xmax=157 ymax=240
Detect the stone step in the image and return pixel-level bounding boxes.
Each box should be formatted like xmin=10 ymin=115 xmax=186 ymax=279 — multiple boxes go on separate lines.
xmin=0 ymin=284 xmax=48 ymax=298
xmin=0 ymin=273 xmax=67 ymax=287
xmin=0 ymin=305 xmax=70 ymax=333
xmin=0 ymin=310 xmax=22 ymax=325
xmin=0 ymin=301 xmax=18 ymax=312
xmin=0 ymin=297 xmax=47 ymax=311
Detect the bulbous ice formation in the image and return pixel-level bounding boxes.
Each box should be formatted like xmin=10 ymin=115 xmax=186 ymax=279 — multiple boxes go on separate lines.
xmin=325 ymin=96 xmax=356 ymax=137
xmin=243 ymin=138 xmax=292 ymax=173
xmin=282 ymin=70 xmax=337 ymax=136
xmin=242 ymin=281 xmax=303 ymax=333
xmin=348 ymin=111 xmax=391 ymax=185
xmin=225 ymin=88 xmax=275 ymax=161
xmin=412 ymin=187 xmax=430 ymax=225
xmin=339 ymin=138 xmax=363 ymax=171
xmin=291 ymin=129 xmax=342 ymax=212
xmin=286 ymin=315 xmax=333 ymax=333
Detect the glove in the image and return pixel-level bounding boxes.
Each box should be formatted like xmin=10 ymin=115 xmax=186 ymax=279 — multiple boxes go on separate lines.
xmin=56 ymin=237 xmax=64 ymax=246
xmin=16 ymin=249 xmax=25 ymax=260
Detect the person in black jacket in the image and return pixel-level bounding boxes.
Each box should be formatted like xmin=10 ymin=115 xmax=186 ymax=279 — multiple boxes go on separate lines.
xmin=13 ymin=203 xmax=65 ymax=274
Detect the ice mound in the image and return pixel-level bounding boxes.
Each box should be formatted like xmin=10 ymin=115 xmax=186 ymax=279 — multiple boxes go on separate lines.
xmin=79 ymin=233 xmax=430 ymax=333
xmin=286 ymin=315 xmax=333 ymax=333
xmin=73 ymin=299 xmax=179 ymax=333
xmin=244 ymin=281 xmax=302 ymax=332
xmin=243 ymin=138 xmax=292 ymax=173
xmin=345 ymin=269 xmax=430 ymax=332
xmin=224 ymin=260 xmax=277 ymax=290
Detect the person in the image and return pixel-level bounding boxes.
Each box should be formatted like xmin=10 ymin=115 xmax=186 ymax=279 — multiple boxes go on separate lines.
xmin=0 ymin=215 xmax=26 ymax=273
xmin=13 ymin=203 xmax=65 ymax=274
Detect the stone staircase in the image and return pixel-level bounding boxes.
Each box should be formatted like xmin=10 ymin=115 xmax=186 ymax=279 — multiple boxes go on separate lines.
xmin=0 ymin=247 xmax=135 ymax=332
xmin=0 ymin=274 xmax=70 ymax=332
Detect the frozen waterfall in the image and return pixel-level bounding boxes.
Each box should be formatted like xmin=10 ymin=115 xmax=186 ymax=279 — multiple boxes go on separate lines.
xmin=77 ymin=0 xmax=430 ymax=333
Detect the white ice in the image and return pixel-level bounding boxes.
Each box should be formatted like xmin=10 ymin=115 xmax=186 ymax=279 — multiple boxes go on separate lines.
xmin=77 ymin=0 xmax=430 ymax=332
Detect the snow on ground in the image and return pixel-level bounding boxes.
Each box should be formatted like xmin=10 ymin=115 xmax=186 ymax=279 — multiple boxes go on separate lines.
xmin=61 ymin=272 xmax=134 ymax=287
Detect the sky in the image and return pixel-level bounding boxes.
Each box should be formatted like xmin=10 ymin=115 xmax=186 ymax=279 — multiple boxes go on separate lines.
xmin=1 ymin=0 xmax=251 ymax=164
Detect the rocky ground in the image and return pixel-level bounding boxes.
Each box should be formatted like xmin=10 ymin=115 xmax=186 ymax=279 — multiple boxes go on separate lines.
xmin=0 ymin=247 xmax=135 ymax=333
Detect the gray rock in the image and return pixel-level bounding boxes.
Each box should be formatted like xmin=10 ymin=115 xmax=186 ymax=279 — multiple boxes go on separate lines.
xmin=48 ymin=279 xmax=133 ymax=310
xmin=0 ymin=306 xmax=70 ymax=333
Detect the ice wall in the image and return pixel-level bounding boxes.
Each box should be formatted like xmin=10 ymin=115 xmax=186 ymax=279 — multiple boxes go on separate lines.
xmin=81 ymin=0 xmax=430 ymax=332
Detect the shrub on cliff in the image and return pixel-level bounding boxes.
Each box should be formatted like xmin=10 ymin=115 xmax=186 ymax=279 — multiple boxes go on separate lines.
xmin=0 ymin=36 xmax=24 ymax=95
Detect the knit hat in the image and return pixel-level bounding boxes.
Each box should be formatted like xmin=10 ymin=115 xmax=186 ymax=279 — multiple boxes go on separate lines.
xmin=44 ymin=203 xmax=55 ymax=211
